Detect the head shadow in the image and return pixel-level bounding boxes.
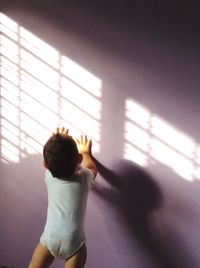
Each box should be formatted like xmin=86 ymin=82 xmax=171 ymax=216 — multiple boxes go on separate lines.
xmin=93 ymin=158 xmax=162 ymax=239
xmin=93 ymin=158 xmax=179 ymax=268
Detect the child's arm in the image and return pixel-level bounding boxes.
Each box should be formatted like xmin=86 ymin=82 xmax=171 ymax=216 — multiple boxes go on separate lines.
xmin=75 ymin=135 xmax=97 ymax=179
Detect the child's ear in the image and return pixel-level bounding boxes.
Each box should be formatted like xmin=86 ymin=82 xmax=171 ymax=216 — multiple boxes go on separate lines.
xmin=43 ymin=161 xmax=48 ymax=169
xmin=78 ymin=154 xmax=83 ymax=163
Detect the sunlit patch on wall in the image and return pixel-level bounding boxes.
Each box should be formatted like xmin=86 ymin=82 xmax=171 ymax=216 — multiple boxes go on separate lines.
xmin=60 ymin=75 xmax=101 ymax=153
xmin=124 ymin=99 xmax=199 ymax=182
xmin=194 ymin=147 xmax=200 ymax=180
xmin=0 ymin=13 xmax=102 ymax=163
xmin=124 ymin=100 xmax=150 ymax=167
xmin=61 ymin=56 xmax=102 ymax=98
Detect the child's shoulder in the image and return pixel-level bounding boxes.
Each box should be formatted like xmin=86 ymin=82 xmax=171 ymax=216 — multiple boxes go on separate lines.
xmin=76 ymin=165 xmax=93 ymax=177
xmin=76 ymin=166 xmax=94 ymax=188
xmin=45 ymin=166 xmax=93 ymax=185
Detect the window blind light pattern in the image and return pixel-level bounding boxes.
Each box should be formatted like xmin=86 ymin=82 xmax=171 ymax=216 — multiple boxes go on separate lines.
xmin=0 ymin=13 xmax=102 ymax=164
xmin=124 ymin=99 xmax=200 ymax=182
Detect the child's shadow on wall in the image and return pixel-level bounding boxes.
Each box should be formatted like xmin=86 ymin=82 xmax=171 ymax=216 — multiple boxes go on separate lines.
xmin=93 ymin=158 xmax=177 ymax=268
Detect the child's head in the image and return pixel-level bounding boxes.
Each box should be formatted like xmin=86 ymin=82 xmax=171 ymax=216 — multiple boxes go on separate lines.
xmin=43 ymin=133 xmax=82 ymax=179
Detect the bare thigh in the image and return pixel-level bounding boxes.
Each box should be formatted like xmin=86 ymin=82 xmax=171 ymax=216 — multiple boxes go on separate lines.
xmin=64 ymin=244 xmax=87 ymax=268
xmin=28 ymin=243 xmax=55 ymax=268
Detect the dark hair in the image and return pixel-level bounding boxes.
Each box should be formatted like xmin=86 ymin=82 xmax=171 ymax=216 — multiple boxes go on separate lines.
xmin=43 ymin=134 xmax=79 ymax=179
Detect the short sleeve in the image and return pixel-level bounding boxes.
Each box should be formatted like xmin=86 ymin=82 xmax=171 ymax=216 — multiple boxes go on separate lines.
xmin=84 ymin=168 xmax=94 ymax=189
xmin=45 ymin=169 xmax=52 ymax=182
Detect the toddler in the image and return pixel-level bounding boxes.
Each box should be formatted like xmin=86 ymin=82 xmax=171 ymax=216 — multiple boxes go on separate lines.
xmin=28 ymin=127 xmax=97 ymax=268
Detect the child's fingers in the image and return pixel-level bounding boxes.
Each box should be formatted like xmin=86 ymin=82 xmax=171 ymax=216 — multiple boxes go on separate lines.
xmin=84 ymin=136 xmax=91 ymax=145
xmin=60 ymin=127 xmax=68 ymax=134
xmin=86 ymin=139 xmax=92 ymax=150
xmin=74 ymin=138 xmax=80 ymax=145
xmin=75 ymin=137 xmax=80 ymax=143
xmin=84 ymin=135 xmax=87 ymax=144
xmin=84 ymin=135 xmax=89 ymax=145
xmin=64 ymin=128 xmax=69 ymax=135
xmin=52 ymin=127 xmax=69 ymax=136
xmin=79 ymin=134 xmax=91 ymax=145
xmin=52 ymin=128 xmax=59 ymax=135
xmin=88 ymin=139 xmax=92 ymax=146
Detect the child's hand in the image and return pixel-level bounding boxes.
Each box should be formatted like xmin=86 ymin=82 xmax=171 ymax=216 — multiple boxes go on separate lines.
xmin=52 ymin=127 xmax=69 ymax=137
xmin=75 ymin=135 xmax=92 ymax=155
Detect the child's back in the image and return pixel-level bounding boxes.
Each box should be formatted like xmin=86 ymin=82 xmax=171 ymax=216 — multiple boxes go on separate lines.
xmin=28 ymin=128 xmax=97 ymax=268
xmin=40 ymin=167 xmax=93 ymax=260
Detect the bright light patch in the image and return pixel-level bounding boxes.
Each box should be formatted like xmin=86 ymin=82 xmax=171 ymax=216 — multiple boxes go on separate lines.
xmin=1 ymin=106 xmax=19 ymax=126
xmin=1 ymin=98 xmax=19 ymax=116
xmin=150 ymin=138 xmax=193 ymax=181
xmin=0 ymin=13 xmax=18 ymax=41
xmin=0 ymin=67 xmax=19 ymax=86
xmin=1 ymin=138 xmax=19 ymax=163
xmin=123 ymin=98 xmax=199 ymax=182
xmin=1 ymin=47 xmax=19 ymax=64
xmin=1 ymin=77 xmax=19 ymax=97
xmin=20 ymin=92 xmax=59 ymax=129
xmin=195 ymin=147 xmax=200 ymax=165
xmin=194 ymin=166 xmax=200 ymax=180
xmin=1 ymin=118 xmax=19 ymax=135
xmin=1 ymin=35 xmax=19 ymax=57
xmin=61 ymin=77 xmax=101 ymax=120
xmin=125 ymin=99 xmax=150 ymax=129
xmin=0 ymin=56 xmax=19 ymax=85
xmin=61 ymin=56 xmax=102 ymax=97
xmin=194 ymin=148 xmax=200 ymax=179
xmin=1 ymin=87 xmax=19 ymax=107
xmin=125 ymin=121 xmax=150 ymax=152
xmin=124 ymin=99 xmax=150 ymax=167
xmin=124 ymin=142 xmax=148 ymax=166
xmin=0 ymin=24 xmax=18 ymax=41
xmin=151 ymin=116 xmax=195 ymax=159
xmin=1 ymin=13 xmax=102 ymax=163
xmin=20 ymin=49 xmax=59 ymax=91
xmin=20 ymin=27 xmax=59 ymax=69
xmin=20 ymin=114 xmax=51 ymax=147
xmin=60 ymin=98 xmax=100 ymax=142
xmin=0 ymin=13 xmax=18 ymax=32
xmin=1 ymin=127 xmax=19 ymax=146
xmin=20 ymin=71 xmax=59 ymax=113
xmin=20 ymin=133 xmax=43 ymax=154
xmin=1 ymin=146 xmax=19 ymax=163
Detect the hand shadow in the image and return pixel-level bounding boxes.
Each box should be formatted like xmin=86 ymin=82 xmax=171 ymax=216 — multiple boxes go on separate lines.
xmin=92 ymin=158 xmax=178 ymax=268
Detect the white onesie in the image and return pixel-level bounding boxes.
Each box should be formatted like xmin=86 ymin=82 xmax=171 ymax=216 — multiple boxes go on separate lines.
xmin=40 ymin=167 xmax=93 ymax=260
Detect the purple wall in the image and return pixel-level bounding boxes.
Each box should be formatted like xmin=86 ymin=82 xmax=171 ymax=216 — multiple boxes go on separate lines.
xmin=1 ymin=1 xmax=200 ymax=267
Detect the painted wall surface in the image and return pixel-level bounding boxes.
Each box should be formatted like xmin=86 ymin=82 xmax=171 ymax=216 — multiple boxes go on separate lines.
xmin=1 ymin=1 xmax=200 ymax=268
